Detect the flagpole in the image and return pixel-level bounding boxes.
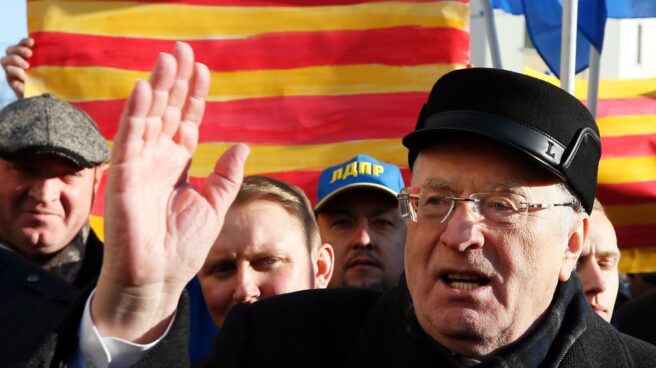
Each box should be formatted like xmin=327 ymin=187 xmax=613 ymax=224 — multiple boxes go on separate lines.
xmin=481 ymin=0 xmax=502 ymax=68
xmin=560 ymin=0 xmax=578 ymax=94
xmin=587 ymin=46 xmax=601 ymax=117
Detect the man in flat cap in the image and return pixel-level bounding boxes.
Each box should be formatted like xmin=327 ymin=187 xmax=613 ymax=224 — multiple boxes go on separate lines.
xmin=315 ymin=154 xmax=406 ymax=292
xmin=0 ymin=93 xmax=109 ymax=364
xmin=27 ymin=65 xmax=656 ymax=366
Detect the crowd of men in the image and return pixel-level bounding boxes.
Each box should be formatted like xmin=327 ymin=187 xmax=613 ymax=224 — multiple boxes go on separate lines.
xmin=1 ymin=39 xmax=656 ymax=367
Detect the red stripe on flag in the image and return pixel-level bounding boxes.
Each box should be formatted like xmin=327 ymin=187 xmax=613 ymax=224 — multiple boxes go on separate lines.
xmin=93 ymin=167 xmax=412 ymax=216
xmin=596 ymin=97 xmax=656 ymax=117
xmin=600 ymin=134 xmax=656 ymax=159
xmin=30 ymin=27 xmax=469 ymax=71
xmin=597 ymin=181 xmax=656 ymax=206
xmin=74 ymin=93 xmax=424 ymax=143
xmin=616 ymin=224 xmax=656 ymax=250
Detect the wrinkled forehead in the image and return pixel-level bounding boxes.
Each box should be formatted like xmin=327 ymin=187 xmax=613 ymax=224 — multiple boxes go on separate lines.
xmin=411 ymin=137 xmax=564 ymax=194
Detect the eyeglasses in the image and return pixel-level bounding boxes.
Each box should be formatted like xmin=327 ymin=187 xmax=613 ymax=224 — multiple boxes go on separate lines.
xmin=397 ymin=187 xmax=577 ymax=228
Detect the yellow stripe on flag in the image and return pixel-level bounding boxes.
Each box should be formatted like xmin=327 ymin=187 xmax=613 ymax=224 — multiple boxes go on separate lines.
xmin=597 ymin=115 xmax=656 ymax=137
xmin=605 ymin=203 xmax=656 ymax=227
xmin=188 ymin=139 xmax=407 ymax=177
xmin=26 ymin=64 xmax=461 ymax=102
xmin=620 ymin=247 xmax=656 ymax=273
xmin=598 ymin=156 xmax=656 ymax=184
xmin=89 ymin=215 xmax=104 ymax=241
xmin=28 ymin=1 xmax=469 ymax=39
xmin=524 ymin=67 xmax=656 ymax=100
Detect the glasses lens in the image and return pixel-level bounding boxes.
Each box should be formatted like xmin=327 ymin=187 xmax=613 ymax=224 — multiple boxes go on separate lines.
xmin=418 ymin=190 xmax=453 ymax=222
xmin=398 ymin=187 xmax=419 ymax=222
xmin=474 ymin=192 xmax=526 ymax=227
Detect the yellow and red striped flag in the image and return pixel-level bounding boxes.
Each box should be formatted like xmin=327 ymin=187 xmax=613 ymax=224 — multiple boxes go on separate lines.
xmin=25 ymin=0 xmax=470 ymax=238
xmin=527 ymin=69 xmax=656 ymax=273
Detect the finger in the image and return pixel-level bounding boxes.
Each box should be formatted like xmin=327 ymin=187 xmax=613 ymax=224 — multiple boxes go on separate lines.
xmin=5 ymin=65 xmax=28 ymax=83
xmin=4 ymin=45 xmax=32 ymax=60
xmin=144 ymin=52 xmax=177 ymax=141
xmin=19 ymin=37 xmax=35 ymax=48
xmin=114 ymin=79 xmax=152 ymax=163
xmin=176 ymin=62 xmax=210 ymax=154
xmin=203 ymin=143 xmax=250 ymax=219
xmin=2 ymin=54 xmax=30 ymax=71
xmin=162 ymin=42 xmax=194 ymax=137
xmin=9 ymin=80 xmax=24 ymax=98
xmin=5 ymin=65 xmax=27 ymax=97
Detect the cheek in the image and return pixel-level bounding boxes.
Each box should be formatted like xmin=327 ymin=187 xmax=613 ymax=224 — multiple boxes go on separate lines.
xmin=200 ymin=277 xmax=234 ymax=313
xmin=0 ymin=181 xmax=25 ymax=207
xmin=404 ymin=224 xmax=437 ymax=292
xmin=604 ymin=271 xmax=620 ymax=296
xmin=405 ymin=223 xmax=437 ymax=264
xmin=271 ymin=264 xmax=312 ymax=294
xmin=61 ymin=184 xmax=95 ymax=220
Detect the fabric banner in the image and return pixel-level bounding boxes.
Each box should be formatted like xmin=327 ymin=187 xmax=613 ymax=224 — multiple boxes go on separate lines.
xmin=525 ymin=68 xmax=656 ymax=273
xmin=25 ymin=0 xmax=470 ymax=238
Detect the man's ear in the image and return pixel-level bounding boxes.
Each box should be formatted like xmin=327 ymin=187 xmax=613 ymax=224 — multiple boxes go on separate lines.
xmin=559 ymin=212 xmax=589 ymax=282
xmin=313 ymin=243 xmax=334 ymax=289
xmin=93 ymin=164 xmax=108 ymax=194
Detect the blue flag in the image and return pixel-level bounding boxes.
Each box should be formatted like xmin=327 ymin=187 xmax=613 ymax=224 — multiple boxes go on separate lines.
xmin=493 ymin=0 xmax=606 ymax=78
xmin=607 ymin=0 xmax=656 ymax=18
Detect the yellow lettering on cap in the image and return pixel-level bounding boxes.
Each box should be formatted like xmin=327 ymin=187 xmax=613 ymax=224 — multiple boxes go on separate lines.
xmin=330 ymin=168 xmax=343 ymax=183
xmin=343 ymin=162 xmax=358 ymax=179
xmin=358 ymin=162 xmax=372 ymax=175
xmin=373 ymin=164 xmax=384 ymax=176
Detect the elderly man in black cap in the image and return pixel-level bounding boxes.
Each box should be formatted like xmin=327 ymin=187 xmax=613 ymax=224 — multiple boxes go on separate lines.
xmin=200 ymin=68 xmax=656 ymax=367
xmin=26 ymin=62 xmax=656 ymax=366
xmin=0 ymin=93 xmax=109 ymax=364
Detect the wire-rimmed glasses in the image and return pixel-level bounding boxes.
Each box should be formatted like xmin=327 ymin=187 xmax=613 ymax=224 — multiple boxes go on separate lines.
xmin=397 ymin=187 xmax=576 ymax=229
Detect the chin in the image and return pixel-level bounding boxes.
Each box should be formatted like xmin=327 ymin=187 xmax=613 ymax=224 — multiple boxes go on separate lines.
xmin=21 ymin=232 xmax=67 ymax=252
xmin=344 ymin=278 xmax=386 ymax=291
xmin=427 ymin=306 xmax=497 ymax=340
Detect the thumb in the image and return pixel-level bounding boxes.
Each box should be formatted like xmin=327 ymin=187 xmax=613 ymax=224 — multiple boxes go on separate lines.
xmin=203 ymin=143 xmax=250 ymax=219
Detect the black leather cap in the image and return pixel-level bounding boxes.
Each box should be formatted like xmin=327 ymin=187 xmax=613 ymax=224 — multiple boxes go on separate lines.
xmin=403 ymin=68 xmax=601 ymax=214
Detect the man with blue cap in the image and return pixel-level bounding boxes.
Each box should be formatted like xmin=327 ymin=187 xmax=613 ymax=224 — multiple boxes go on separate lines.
xmin=315 ymin=154 xmax=406 ymax=292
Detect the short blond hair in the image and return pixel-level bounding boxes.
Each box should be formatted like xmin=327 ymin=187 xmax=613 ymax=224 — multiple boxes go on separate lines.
xmin=234 ymin=176 xmax=320 ymax=252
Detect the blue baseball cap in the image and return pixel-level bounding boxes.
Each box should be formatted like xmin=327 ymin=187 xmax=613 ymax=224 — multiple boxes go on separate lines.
xmin=315 ymin=154 xmax=405 ymax=211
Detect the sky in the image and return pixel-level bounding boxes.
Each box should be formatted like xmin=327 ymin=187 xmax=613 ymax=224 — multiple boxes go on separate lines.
xmin=0 ymin=1 xmax=27 ymax=108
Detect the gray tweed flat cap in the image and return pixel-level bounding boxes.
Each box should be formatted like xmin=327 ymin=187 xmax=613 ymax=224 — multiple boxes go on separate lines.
xmin=0 ymin=93 xmax=110 ymax=168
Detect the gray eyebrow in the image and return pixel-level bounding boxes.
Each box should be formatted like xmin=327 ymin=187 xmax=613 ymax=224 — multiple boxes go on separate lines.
xmin=421 ymin=178 xmax=452 ymax=192
xmin=419 ymin=179 xmax=525 ymax=193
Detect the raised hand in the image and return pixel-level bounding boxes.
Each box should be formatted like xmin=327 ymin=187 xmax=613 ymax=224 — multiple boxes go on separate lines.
xmin=92 ymin=42 xmax=249 ymax=342
xmin=1 ymin=37 xmax=34 ymax=98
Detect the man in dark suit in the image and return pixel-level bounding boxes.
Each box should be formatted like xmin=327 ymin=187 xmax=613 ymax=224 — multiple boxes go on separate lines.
xmin=27 ymin=58 xmax=656 ymax=366
xmin=0 ymin=93 xmax=109 ymax=365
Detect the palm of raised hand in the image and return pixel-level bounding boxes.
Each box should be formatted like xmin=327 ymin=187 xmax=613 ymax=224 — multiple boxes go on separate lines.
xmin=105 ymin=127 xmax=220 ymax=288
xmin=94 ymin=43 xmax=247 ymax=342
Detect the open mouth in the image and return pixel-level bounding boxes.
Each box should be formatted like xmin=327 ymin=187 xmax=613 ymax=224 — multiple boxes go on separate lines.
xmin=441 ymin=273 xmax=491 ymax=291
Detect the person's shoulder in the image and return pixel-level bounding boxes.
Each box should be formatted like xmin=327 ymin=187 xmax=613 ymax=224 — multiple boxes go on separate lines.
xmin=252 ymin=287 xmax=382 ymax=316
xmin=617 ymin=332 xmax=656 ymax=365
xmin=208 ymin=288 xmax=383 ymax=368
xmin=617 ymin=290 xmax=656 ymax=314
xmin=574 ymin=310 xmax=656 ymax=367
xmin=226 ymin=287 xmax=382 ymax=338
xmin=615 ymin=291 xmax=656 ymax=346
